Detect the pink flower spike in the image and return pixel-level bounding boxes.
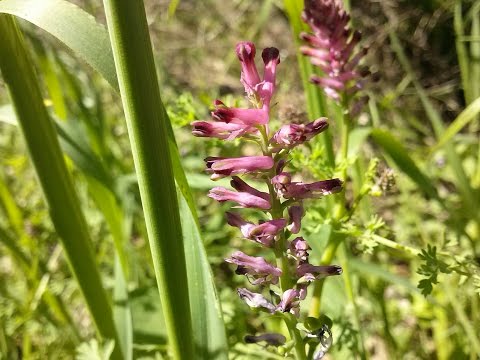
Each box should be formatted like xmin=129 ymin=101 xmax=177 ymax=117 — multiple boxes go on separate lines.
xmin=237 ymin=288 xmax=275 ymax=313
xmin=205 ymin=156 xmax=274 ymax=180
xmin=288 ymin=205 xmax=304 ymax=234
xmin=236 ymin=42 xmax=262 ymax=96
xmin=231 ymin=176 xmax=270 ymax=202
xmin=226 ymin=251 xmax=282 ymax=285
xmin=208 ymin=187 xmax=271 ymax=209
xmin=212 ymin=107 xmax=269 ymax=126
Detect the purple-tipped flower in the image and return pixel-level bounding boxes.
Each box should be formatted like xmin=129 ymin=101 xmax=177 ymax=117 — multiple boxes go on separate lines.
xmin=212 ymin=100 xmax=269 ymax=126
xmin=289 ymin=237 xmax=310 ymax=262
xmin=236 ymin=41 xmax=280 ymax=109
xmin=237 ymin=288 xmax=276 ymax=312
xmin=258 ymin=47 xmax=280 ymax=108
xmin=226 ymin=251 xmax=282 ymax=285
xmin=236 ymin=42 xmax=262 ymax=97
xmin=191 ymin=121 xmax=255 ymax=140
xmin=287 ymin=205 xmax=304 ymax=234
xmin=208 ymin=187 xmax=270 ymax=209
xmin=230 ymin=176 xmax=270 ymax=202
xmin=301 ymin=0 xmax=369 ymax=101
xmin=297 ymin=263 xmax=343 ymax=283
xmin=205 ymin=156 xmax=274 ymax=180
xmin=272 ymin=173 xmax=343 ymax=199
xmin=226 ymin=212 xmax=287 ymax=247
xmin=271 ymin=118 xmax=329 ymax=150
xmin=276 ymin=289 xmax=300 ymax=317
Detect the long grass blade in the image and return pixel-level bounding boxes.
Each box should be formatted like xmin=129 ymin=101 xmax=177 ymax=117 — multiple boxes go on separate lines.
xmin=370 ymin=129 xmax=439 ymax=200
xmin=100 ymin=1 xmax=194 ymax=358
xmin=431 ymin=95 xmax=480 ymax=152
xmin=0 ymin=15 xmax=123 ymax=359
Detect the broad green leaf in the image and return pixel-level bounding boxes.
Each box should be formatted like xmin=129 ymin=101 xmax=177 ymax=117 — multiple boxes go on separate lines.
xmin=113 ymin=257 xmax=133 ymax=360
xmin=0 ymin=0 xmax=117 ymax=89
xmin=431 ymin=96 xmax=480 ymax=152
xmin=370 ymin=129 xmax=439 ymax=200
xmin=179 ymin=193 xmax=228 ymax=359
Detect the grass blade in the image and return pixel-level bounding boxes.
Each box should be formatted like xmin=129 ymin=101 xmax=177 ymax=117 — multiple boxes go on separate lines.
xmin=178 ymin=194 xmax=228 ymax=359
xmin=0 ymin=15 xmax=122 ymax=358
xmin=101 ymin=1 xmax=194 ymax=358
xmin=370 ymin=129 xmax=439 ymax=200
xmin=431 ymin=95 xmax=480 ymax=152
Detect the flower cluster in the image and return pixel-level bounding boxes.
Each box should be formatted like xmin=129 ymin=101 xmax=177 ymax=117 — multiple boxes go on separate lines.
xmin=300 ymin=0 xmax=372 ymax=108
xmin=192 ymin=41 xmax=342 ymax=324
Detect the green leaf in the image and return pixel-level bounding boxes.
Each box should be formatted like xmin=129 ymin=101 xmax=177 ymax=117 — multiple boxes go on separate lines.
xmin=178 ymin=193 xmax=228 ymax=359
xmin=0 ymin=0 xmax=117 ymax=89
xmin=370 ymin=129 xmax=439 ymax=200
xmin=431 ymin=96 xmax=480 ymax=152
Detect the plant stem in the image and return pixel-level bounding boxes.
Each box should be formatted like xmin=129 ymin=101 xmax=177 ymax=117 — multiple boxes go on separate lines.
xmin=101 ymin=1 xmax=194 ymax=358
xmin=310 ymin=100 xmax=351 ymax=317
xmin=0 ymin=14 xmax=122 ymax=358
xmin=284 ymin=314 xmax=307 ymax=360
xmin=308 ymin=233 xmax=344 ymax=317
xmin=338 ymin=244 xmax=367 ymax=360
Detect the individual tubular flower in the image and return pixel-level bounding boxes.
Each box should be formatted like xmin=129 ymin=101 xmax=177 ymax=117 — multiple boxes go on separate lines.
xmin=237 ymin=288 xmax=276 ymax=312
xmin=230 ymin=176 xmax=271 ymax=202
xmin=276 ymin=289 xmax=300 ymax=317
xmin=208 ymin=187 xmax=270 ymax=209
xmin=191 ymin=120 xmax=255 ymax=140
xmin=300 ymin=0 xmax=369 ymax=101
xmin=287 ymin=204 xmax=304 ymax=234
xmin=226 ymin=212 xmax=287 ymax=247
xmin=212 ymin=100 xmax=269 ymax=126
xmin=272 ymin=173 xmax=343 ymax=199
xmin=297 ymin=263 xmax=343 ymax=283
xmin=205 ymin=156 xmax=274 ymax=180
xmin=226 ymin=251 xmax=282 ymax=285
xmin=289 ymin=237 xmax=310 ymax=262
xmin=258 ymin=47 xmax=281 ymax=108
xmin=270 ymin=118 xmax=329 ymax=150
